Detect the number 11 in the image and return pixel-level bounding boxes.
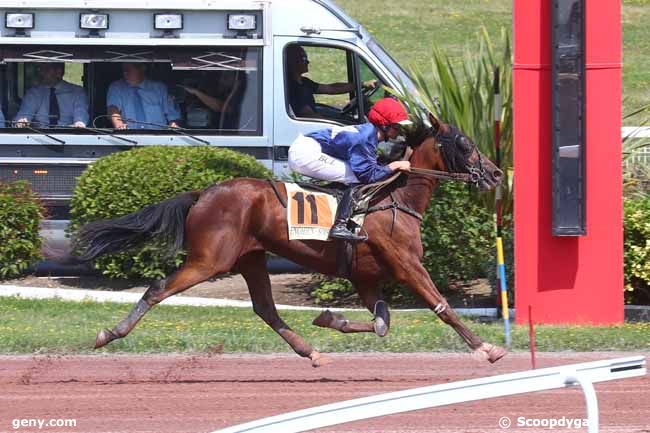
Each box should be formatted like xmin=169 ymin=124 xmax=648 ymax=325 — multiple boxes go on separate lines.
xmin=292 ymin=192 xmax=319 ymax=224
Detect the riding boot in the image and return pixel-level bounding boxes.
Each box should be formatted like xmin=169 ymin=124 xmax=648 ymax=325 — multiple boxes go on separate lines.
xmin=329 ymin=187 xmax=367 ymax=242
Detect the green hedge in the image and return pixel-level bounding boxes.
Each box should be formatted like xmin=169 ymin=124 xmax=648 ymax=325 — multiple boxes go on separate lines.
xmin=0 ymin=181 xmax=44 ymax=279
xmin=70 ymin=146 xmax=271 ymax=279
xmin=420 ymin=182 xmax=496 ymax=287
xmin=624 ymin=197 xmax=650 ymax=304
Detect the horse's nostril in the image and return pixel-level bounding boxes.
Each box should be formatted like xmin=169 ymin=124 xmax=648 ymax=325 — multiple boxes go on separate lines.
xmin=493 ymin=169 xmax=503 ymax=181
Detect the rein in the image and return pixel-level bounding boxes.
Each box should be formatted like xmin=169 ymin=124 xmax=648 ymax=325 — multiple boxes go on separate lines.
xmin=408 ymin=167 xmax=474 ymax=183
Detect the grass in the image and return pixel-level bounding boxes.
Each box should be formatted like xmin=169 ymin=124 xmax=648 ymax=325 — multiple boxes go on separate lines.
xmin=1 ymin=297 xmax=649 ymax=354
xmin=332 ymin=0 xmax=649 ymax=124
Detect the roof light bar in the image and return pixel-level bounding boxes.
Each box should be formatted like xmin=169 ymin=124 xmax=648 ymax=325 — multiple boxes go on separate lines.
xmin=154 ymin=14 xmax=183 ymax=30
xmin=80 ymin=13 xmax=109 ymax=30
xmin=5 ymin=13 xmax=34 ymax=29
xmin=228 ymin=14 xmax=256 ymax=31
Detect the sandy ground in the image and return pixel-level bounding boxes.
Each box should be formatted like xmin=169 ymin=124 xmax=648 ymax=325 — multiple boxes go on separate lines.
xmin=0 ymin=352 xmax=648 ymax=433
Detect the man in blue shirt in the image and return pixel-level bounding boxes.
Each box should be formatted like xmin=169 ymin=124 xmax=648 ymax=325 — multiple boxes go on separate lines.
xmin=107 ymin=63 xmax=180 ymax=130
xmin=15 ymin=63 xmax=89 ymax=128
xmin=288 ymin=98 xmax=412 ymax=241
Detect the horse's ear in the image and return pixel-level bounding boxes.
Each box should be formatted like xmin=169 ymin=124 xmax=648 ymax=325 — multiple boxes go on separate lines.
xmin=428 ymin=112 xmax=441 ymax=133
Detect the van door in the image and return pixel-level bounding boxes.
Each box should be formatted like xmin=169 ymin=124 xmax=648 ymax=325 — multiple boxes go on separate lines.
xmin=272 ymin=36 xmax=386 ymax=179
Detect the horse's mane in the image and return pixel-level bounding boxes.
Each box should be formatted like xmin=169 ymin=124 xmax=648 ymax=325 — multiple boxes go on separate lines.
xmin=405 ymin=119 xmax=434 ymax=148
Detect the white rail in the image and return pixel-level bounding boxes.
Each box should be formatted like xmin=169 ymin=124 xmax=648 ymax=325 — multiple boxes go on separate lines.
xmin=212 ymin=356 xmax=646 ymax=433
xmin=622 ymin=127 xmax=650 ymax=139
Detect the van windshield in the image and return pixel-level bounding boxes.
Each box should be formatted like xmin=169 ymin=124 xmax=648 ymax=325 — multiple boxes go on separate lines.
xmin=366 ymin=38 xmax=418 ymax=95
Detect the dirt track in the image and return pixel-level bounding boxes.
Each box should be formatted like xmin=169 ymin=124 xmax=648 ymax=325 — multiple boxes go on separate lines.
xmin=1 ymin=352 xmax=648 ymax=433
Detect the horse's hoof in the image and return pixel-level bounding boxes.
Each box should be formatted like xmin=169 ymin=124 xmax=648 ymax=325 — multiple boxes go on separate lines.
xmin=95 ymin=329 xmax=116 ymax=349
xmin=312 ymin=310 xmax=335 ymax=328
xmin=373 ymin=316 xmax=389 ymax=337
xmin=312 ymin=310 xmax=346 ymax=330
xmin=309 ymin=351 xmax=333 ymax=368
xmin=373 ymin=301 xmax=390 ymax=337
xmin=474 ymin=343 xmax=507 ymax=364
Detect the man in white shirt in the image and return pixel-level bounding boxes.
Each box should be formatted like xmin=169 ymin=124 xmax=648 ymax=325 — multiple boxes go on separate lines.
xmin=15 ymin=63 xmax=89 ymax=128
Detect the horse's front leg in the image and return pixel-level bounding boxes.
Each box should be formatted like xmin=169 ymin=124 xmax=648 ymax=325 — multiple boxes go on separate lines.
xmin=312 ymin=280 xmax=390 ymax=337
xmin=379 ymin=249 xmax=506 ymax=363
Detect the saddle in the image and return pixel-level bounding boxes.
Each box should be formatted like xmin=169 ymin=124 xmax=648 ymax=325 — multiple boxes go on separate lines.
xmin=295 ymin=173 xmax=404 ymax=217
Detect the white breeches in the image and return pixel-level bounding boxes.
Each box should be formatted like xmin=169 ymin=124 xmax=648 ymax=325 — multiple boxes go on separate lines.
xmin=288 ymin=134 xmax=360 ymax=184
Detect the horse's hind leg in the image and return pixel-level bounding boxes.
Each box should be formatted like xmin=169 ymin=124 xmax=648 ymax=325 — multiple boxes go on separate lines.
xmin=95 ymin=258 xmax=220 ymax=348
xmin=312 ymin=280 xmax=390 ymax=337
xmin=236 ymin=251 xmax=330 ymax=368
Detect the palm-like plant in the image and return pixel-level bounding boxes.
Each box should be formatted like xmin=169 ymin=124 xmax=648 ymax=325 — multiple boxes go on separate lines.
xmin=398 ymin=26 xmax=513 ymax=217
xmin=623 ymin=103 xmax=650 ymax=199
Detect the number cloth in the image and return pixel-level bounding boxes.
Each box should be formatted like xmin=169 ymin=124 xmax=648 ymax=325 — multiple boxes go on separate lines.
xmin=284 ymin=183 xmax=339 ymax=240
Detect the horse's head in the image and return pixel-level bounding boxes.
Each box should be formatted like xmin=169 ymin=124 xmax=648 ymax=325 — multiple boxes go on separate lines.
xmin=406 ymin=113 xmax=503 ymax=191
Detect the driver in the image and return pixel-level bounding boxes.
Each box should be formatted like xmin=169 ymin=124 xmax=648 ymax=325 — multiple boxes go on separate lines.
xmin=288 ymin=97 xmax=412 ymax=241
xmin=286 ymin=44 xmax=377 ymax=118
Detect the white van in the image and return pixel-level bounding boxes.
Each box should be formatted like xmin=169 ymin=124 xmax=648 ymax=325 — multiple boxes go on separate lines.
xmin=0 ymin=0 xmax=417 ymax=218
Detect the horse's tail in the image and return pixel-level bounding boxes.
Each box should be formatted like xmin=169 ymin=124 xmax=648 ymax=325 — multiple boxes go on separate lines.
xmin=66 ymin=190 xmax=202 ymax=263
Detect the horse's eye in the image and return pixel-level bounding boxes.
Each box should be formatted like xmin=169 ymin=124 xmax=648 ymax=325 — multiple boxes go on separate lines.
xmin=458 ymin=136 xmax=473 ymax=150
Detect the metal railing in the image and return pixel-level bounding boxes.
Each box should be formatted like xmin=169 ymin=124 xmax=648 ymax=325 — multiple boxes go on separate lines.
xmin=211 ymin=356 xmax=646 ymax=433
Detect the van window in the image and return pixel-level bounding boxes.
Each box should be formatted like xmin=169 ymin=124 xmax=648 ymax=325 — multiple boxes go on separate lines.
xmin=367 ymin=37 xmax=418 ymax=95
xmin=284 ymin=43 xmax=388 ymax=125
xmin=285 ymin=44 xmax=357 ymax=122
xmin=0 ymin=46 xmax=262 ymax=135
xmin=358 ymin=57 xmax=387 ymax=107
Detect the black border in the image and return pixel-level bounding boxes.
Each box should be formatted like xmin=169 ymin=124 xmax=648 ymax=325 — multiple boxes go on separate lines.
xmin=551 ymin=0 xmax=587 ymax=236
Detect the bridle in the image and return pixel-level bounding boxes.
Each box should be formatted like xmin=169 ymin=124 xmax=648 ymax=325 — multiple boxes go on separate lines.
xmin=406 ymin=124 xmax=488 ymax=187
xmin=362 ymin=123 xmax=487 ymax=226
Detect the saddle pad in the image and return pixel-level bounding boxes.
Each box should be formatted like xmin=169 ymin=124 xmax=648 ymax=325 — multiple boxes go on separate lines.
xmin=285 ymin=183 xmax=339 ymax=240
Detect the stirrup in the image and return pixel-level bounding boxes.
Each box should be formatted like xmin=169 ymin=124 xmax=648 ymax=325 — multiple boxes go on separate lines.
xmin=329 ymin=224 xmax=367 ymax=242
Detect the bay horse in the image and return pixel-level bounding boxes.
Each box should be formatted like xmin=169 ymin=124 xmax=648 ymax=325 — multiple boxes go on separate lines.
xmin=70 ymin=113 xmax=506 ymax=367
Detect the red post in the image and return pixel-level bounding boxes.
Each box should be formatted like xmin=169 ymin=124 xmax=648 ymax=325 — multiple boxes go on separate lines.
xmin=513 ymin=0 xmax=623 ymax=324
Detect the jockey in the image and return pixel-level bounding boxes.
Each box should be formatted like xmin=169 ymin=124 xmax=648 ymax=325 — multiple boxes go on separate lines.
xmin=288 ymin=97 xmax=412 ymax=241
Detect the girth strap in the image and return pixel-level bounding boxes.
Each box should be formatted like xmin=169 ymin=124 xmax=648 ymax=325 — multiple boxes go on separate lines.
xmin=362 ymin=201 xmax=423 ymax=221
xmin=358 ymin=191 xmax=423 ymax=237
xmin=366 ymin=201 xmax=422 ymax=221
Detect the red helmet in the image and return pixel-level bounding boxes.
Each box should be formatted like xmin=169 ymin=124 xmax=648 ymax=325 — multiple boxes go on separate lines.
xmin=368 ymin=97 xmax=413 ymax=128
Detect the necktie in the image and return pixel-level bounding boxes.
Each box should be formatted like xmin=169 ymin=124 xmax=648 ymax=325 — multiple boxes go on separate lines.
xmin=49 ymin=87 xmax=60 ymax=127
xmin=131 ymin=86 xmax=146 ymax=128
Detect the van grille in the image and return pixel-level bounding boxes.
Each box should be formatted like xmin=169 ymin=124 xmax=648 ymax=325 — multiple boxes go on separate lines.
xmin=0 ymin=164 xmax=86 ymax=198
